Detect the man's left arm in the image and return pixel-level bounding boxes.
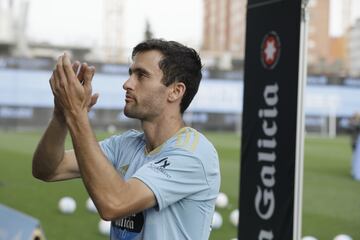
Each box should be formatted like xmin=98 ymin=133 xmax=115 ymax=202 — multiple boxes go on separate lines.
xmin=52 ymin=53 xmax=156 ymax=220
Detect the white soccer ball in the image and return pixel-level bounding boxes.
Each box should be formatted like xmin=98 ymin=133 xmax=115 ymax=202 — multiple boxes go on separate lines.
xmin=215 ymin=192 xmax=229 ymax=208
xmin=302 ymin=236 xmax=318 ymax=240
xmin=58 ymin=196 xmax=76 ymax=214
xmin=211 ymin=211 xmax=223 ymax=229
xmin=334 ymin=234 xmax=353 ymax=240
xmin=229 ymin=209 xmax=239 ymax=227
xmin=86 ymin=197 xmax=98 ymax=213
xmin=98 ymin=219 xmax=111 ymax=236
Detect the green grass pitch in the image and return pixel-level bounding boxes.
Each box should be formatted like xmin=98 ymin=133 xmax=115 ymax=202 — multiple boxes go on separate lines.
xmin=0 ymin=130 xmax=360 ymax=239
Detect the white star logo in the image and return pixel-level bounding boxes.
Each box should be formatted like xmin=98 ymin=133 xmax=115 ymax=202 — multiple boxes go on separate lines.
xmin=264 ymin=39 xmax=277 ymax=62
xmin=261 ymin=32 xmax=281 ymax=70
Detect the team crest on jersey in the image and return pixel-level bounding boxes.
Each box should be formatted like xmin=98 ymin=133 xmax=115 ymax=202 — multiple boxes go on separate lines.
xmin=261 ymin=31 xmax=281 ymax=70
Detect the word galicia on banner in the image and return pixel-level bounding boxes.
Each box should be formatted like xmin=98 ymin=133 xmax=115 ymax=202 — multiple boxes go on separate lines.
xmin=255 ymin=82 xmax=279 ymax=238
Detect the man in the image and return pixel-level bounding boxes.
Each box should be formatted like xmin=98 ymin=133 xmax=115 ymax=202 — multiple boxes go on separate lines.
xmin=32 ymin=39 xmax=221 ymax=239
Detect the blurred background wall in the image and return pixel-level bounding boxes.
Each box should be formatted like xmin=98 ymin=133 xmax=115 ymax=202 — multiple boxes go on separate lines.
xmin=1 ymin=0 xmax=360 ymax=137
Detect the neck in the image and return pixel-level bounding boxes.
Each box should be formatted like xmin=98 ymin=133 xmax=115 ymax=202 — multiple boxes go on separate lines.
xmin=141 ymin=113 xmax=185 ymax=152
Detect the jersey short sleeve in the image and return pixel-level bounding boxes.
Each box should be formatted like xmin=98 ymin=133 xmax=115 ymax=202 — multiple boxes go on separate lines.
xmin=132 ymin=152 xmax=210 ymax=211
xmin=99 ymin=134 xmax=124 ymax=167
xmin=99 ymin=130 xmax=144 ymax=167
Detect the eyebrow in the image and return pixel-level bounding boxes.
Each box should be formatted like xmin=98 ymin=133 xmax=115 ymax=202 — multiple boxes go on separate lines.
xmin=128 ymin=67 xmax=151 ymax=77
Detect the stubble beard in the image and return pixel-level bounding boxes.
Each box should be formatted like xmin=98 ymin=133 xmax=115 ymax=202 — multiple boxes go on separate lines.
xmin=123 ymin=104 xmax=137 ymax=119
xmin=123 ymin=103 xmax=146 ymax=120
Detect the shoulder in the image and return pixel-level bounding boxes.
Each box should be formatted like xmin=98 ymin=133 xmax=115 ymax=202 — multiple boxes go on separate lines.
xmin=118 ymin=129 xmax=144 ymax=139
xmin=103 ymin=129 xmax=144 ymax=143
xmin=163 ymin=128 xmax=220 ymax=194
xmin=100 ymin=129 xmax=145 ymax=151
xmin=171 ymin=127 xmax=217 ymax=157
xmin=100 ymin=129 xmax=146 ymax=166
xmin=165 ymin=127 xmax=219 ymax=175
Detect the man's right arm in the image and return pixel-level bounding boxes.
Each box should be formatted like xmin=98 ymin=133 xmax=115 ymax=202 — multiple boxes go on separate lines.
xmin=32 ymin=110 xmax=80 ymax=181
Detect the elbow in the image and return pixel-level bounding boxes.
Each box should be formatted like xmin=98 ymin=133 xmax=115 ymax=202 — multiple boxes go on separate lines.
xmin=32 ymin=164 xmax=53 ymax=182
xmin=97 ymin=200 xmax=127 ymax=221
xmin=98 ymin=206 xmax=120 ymax=221
xmin=32 ymin=172 xmax=45 ymax=181
xmin=32 ymin=171 xmax=51 ymax=182
xmin=99 ymin=211 xmax=114 ymax=222
xmin=32 ymin=163 xmax=43 ymax=180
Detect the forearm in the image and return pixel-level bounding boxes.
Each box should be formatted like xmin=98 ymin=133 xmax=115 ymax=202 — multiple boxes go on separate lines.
xmin=32 ymin=111 xmax=68 ymax=180
xmin=66 ymin=112 xmax=128 ymax=219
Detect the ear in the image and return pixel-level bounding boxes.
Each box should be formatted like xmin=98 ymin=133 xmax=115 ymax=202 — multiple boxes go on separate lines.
xmin=168 ymin=82 xmax=186 ymax=102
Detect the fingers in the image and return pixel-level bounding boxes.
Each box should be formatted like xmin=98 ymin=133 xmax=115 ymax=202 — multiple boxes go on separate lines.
xmin=83 ymin=65 xmax=96 ymax=88
xmin=72 ymin=61 xmax=81 ymax=77
xmin=52 ymin=52 xmax=96 ymax=98
xmin=62 ymin=52 xmax=76 ymax=82
xmin=55 ymin=55 xmax=68 ymax=88
xmin=72 ymin=61 xmax=79 ymax=73
xmin=50 ymin=53 xmax=99 ymax=117
xmin=88 ymin=93 xmax=99 ymax=111
xmin=49 ymin=73 xmax=63 ymax=114
xmin=54 ymin=52 xmax=95 ymax=87
xmin=77 ymin=62 xmax=88 ymax=84
xmin=49 ymin=73 xmax=56 ymax=95
xmin=50 ymin=66 xmax=63 ymax=96
xmin=71 ymin=61 xmax=93 ymax=86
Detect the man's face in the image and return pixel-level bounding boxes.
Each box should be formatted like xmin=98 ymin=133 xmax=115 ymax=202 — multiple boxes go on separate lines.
xmin=123 ymin=50 xmax=169 ymax=121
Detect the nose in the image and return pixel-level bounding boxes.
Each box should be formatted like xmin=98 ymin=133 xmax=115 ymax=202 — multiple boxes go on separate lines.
xmin=123 ymin=76 xmax=133 ymax=91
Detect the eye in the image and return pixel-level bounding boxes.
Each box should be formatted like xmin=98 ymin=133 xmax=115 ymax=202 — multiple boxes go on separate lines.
xmin=136 ymin=73 xmax=143 ymax=79
xmin=137 ymin=72 xmax=147 ymax=80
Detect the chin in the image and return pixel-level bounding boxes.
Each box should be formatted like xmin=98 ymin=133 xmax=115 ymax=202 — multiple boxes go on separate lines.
xmin=123 ymin=109 xmax=133 ymax=118
xmin=123 ymin=108 xmax=139 ymax=119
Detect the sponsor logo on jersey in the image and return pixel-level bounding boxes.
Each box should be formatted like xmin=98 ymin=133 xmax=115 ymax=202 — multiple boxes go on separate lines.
xmin=154 ymin=157 xmax=170 ymax=168
xmin=148 ymin=157 xmax=172 ymax=178
xmin=113 ymin=212 xmax=144 ymax=233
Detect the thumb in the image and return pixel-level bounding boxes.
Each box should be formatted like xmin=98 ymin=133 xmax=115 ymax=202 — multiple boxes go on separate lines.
xmin=83 ymin=65 xmax=96 ymax=88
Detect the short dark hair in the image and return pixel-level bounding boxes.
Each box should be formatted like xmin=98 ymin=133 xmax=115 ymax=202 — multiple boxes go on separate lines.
xmin=132 ymin=39 xmax=202 ymax=114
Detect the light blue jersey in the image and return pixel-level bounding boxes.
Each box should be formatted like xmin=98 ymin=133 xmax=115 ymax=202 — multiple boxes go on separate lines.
xmin=99 ymin=127 xmax=220 ymax=240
